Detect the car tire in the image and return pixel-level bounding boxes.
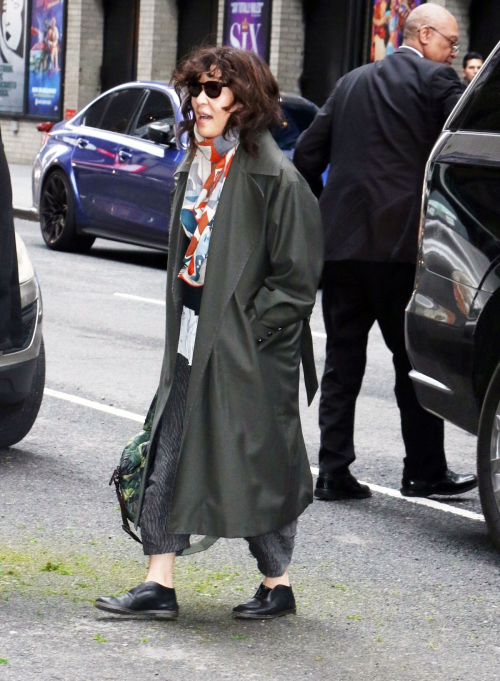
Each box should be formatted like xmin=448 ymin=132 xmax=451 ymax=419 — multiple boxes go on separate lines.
xmin=0 ymin=339 xmax=46 ymax=449
xmin=40 ymin=170 xmax=95 ymax=253
xmin=477 ymin=360 xmax=500 ymax=550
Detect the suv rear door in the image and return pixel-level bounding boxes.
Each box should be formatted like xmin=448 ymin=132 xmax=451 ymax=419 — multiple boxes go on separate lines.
xmin=411 ymin=51 xmax=500 ymax=407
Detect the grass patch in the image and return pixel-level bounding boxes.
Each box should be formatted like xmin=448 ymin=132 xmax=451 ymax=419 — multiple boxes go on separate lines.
xmin=0 ymin=541 xmax=259 ymax=608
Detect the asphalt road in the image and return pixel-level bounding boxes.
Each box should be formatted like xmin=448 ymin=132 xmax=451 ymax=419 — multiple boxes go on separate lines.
xmin=1 ymin=219 xmax=498 ymax=681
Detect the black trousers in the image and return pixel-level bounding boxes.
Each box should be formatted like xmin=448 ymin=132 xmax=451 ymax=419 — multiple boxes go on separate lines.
xmin=319 ymin=261 xmax=447 ymax=482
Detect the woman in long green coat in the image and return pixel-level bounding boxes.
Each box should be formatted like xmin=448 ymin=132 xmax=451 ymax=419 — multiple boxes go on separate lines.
xmin=96 ymin=46 xmax=323 ymax=621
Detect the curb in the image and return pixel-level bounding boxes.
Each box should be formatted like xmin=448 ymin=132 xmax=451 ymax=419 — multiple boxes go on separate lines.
xmin=13 ymin=206 xmax=39 ymax=222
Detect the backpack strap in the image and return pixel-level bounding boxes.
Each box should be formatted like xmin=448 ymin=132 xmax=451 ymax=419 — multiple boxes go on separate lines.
xmin=109 ymin=468 xmax=143 ymax=544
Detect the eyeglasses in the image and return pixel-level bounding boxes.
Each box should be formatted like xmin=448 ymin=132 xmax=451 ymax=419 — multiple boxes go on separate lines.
xmin=426 ymin=26 xmax=460 ymax=54
xmin=187 ymin=80 xmax=228 ymax=99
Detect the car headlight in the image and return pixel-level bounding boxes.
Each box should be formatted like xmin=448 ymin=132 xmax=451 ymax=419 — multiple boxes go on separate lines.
xmin=15 ymin=233 xmax=35 ymax=284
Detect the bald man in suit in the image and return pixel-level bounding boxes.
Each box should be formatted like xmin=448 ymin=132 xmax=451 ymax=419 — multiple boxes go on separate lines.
xmin=294 ymin=3 xmax=476 ymax=501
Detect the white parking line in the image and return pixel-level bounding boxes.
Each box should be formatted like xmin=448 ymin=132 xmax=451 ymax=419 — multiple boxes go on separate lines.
xmin=309 ymin=466 xmax=484 ymax=522
xmin=114 ymin=293 xmax=166 ymax=306
xmin=114 ymin=292 xmax=328 ymax=339
xmin=44 ymin=388 xmax=144 ymax=423
xmin=45 ymin=388 xmax=484 ymax=523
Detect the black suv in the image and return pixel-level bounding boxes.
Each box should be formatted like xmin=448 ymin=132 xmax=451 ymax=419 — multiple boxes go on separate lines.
xmin=406 ymin=41 xmax=500 ymax=548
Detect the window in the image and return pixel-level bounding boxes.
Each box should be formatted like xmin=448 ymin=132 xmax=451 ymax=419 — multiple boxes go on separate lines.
xmin=132 ymin=89 xmax=175 ymax=139
xmin=99 ymin=88 xmax=144 ymax=135
xmin=81 ymin=96 xmax=110 ymax=129
xmin=459 ymin=58 xmax=500 ymax=133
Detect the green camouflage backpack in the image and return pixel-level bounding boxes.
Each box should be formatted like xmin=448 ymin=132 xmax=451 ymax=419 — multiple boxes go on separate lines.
xmin=109 ymin=394 xmax=157 ymax=543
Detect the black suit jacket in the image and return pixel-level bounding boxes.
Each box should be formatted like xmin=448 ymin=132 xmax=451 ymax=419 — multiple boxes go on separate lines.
xmin=294 ymin=48 xmax=465 ymax=263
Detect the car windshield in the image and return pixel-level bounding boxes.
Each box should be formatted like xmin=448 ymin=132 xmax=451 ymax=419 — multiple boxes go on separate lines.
xmin=272 ymin=101 xmax=317 ymax=151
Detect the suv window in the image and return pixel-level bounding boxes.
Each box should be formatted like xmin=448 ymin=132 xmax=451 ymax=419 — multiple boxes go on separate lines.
xmin=272 ymin=101 xmax=317 ymax=151
xmin=459 ymin=58 xmax=500 ymax=133
xmin=99 ymin=89 xmax=144 ymax=135
xmin=82 ymin=95 xmax=110 ymax=129
xmin=132 ymin=90 xmax=175 ymax=139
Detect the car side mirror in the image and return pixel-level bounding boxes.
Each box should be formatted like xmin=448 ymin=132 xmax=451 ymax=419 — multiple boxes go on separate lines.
xmin=147 ymin=122 xmax=176 ymax=147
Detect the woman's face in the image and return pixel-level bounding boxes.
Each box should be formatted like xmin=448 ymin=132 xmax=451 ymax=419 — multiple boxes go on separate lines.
xmin=2 ymin=0 xmax=24 ymax=53
xmin=191 ymin=69 xmax=235 ymax=139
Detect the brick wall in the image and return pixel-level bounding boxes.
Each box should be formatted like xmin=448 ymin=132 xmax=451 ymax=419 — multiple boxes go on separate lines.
xmin=137 ymin=0 xmax=178 ymax=83
xmin=217 ymin=0 xmax=225 ymax=44
xmin=269 ymin=0 xmax=304 ymax=94
xmin=73 ymin=0 xmax=104 ymax=109
xmin=1 ymin=121 xmax=45 ymax=166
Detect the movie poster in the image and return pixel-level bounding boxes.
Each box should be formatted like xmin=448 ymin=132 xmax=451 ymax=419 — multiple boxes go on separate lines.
xmin=28 ymin=0 xmax=64 ymax=118
xmin=370 ymin=0 xmax=424 ymax=62
xmin=223 ymin=1 xmax=272 ymax=62
xmin=0 ymin=0 xmax=28 ymax=113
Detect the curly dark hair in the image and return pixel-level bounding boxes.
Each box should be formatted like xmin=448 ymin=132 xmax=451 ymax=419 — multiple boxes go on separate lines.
xmin=171 ymin=46 xmax=282 ymax=156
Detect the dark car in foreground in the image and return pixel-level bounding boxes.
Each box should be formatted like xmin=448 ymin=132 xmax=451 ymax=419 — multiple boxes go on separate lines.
xmin=0 ymin=234 xmax=45 ymax=449
xmin=32 ymin=83 xmax=318 ymax=253
xmin=405 ymin=42 xmax=500 ymax=548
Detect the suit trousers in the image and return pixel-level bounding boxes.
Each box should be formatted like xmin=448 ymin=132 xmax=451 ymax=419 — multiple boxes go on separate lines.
xmin=319 ymin=261 xmax=448 ymax=482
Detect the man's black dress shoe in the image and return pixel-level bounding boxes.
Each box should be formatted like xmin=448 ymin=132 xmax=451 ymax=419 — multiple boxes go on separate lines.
xmin=95 ymin=581 xmax=178 ymax=619
xmin=400 ymin=469 xmax=477 ymax=498
xmin=232 ymin=584 xmax=296 ymax=619
xmin=314 ymin=471 xmax=372 ymax=500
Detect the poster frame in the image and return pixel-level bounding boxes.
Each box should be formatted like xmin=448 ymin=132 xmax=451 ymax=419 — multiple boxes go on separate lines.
xmin=223 ymin=0 xmax=273 ymax=64
xmin=0 ymin=0 xmax=29 ymax=115
xmin=0 ymin=0 xmax=67 ymax=121
xmin=366 ymin=0 xmax=426 ymax=64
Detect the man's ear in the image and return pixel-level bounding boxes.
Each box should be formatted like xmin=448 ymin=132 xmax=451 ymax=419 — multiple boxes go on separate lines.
xmin=418 ymin=26 xmax=431 ymax=45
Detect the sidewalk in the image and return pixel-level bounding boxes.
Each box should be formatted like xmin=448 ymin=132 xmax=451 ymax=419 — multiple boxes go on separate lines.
xmin=10 ymin=163 xmax=38 ymax=221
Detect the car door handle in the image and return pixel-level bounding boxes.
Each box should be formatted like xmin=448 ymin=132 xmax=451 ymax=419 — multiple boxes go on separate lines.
xmin=118 ymin=148 xmax=132 ymax=163
xmin=77 ymin=138 xmax=89 ymax=148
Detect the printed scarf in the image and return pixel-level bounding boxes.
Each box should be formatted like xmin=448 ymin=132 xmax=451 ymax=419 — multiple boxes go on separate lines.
xmin=178 ymin=125 xmax=239 ymax=287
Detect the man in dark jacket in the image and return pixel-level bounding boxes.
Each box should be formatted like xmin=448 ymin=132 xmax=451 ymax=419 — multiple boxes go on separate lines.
xmin=294 ymin=3 xmax=477 ymax=500
xmin=0 ymin=128 xmax=22 ymax=353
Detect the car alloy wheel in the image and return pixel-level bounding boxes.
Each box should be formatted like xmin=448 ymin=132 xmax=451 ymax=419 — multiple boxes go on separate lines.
xmin=477 ymin=362 xmax=500 ymax=550
xmin=40 ymin=170 xmax=95 ymax=252
xmin=41 ymin=172 xmax=68 ymax=245
xmin=489 ymin=404 xmax=500 ymax=501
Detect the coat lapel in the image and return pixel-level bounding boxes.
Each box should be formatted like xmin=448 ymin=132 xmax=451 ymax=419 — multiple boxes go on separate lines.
xmin=182 ymin=132 xmax=282 ymax=426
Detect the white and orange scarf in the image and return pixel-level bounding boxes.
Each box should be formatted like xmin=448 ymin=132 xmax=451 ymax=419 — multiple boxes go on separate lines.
xmin=178 ymin=125 xmax=239 ymax=287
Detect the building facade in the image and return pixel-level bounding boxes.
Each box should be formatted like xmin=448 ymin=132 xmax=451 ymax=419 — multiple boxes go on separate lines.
xmin=0 ymin=0 xmax=492 ymax=166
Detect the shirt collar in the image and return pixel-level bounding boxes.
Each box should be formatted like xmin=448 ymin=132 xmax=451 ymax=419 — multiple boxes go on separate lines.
xmin=400 ymin=45 xmax=424 ymax=58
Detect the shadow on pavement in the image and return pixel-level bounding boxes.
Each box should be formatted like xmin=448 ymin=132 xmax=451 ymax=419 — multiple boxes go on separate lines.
xmin=89 ymin=245 xmax=167 ymax=270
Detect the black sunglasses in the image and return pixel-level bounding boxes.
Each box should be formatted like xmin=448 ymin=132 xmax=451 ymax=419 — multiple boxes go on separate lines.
xmin=187 ymin=80 xmax=228 ymax=99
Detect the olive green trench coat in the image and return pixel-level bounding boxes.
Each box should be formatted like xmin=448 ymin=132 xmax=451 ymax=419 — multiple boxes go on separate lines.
xmin=136 ymin=130 xmax=324 ymax=538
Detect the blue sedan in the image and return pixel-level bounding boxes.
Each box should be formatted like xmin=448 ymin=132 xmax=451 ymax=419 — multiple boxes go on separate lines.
xmin=33 ymin=82 xmax=319 ymax=253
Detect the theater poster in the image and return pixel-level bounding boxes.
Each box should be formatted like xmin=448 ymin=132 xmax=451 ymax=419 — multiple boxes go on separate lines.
xmin=28 ymin=0 xmax=64 ymax=118
xmin=223 ymin=1 xmax=272 ymax=62
xmin=0 ymin=0 xmax=28 ymax=113
xmin=370 ymin=0 xmax=424 ymax=62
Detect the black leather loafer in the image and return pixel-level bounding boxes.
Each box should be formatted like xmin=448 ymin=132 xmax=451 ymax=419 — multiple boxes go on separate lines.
xmin=400 ymin=469 xmax=477 ymax=498
xmin=232 ymin=584 xmax=296 ymax=619
xmin=314 ymin=472 xmax=372 ymax=500
xmin=95 ymin=581 xmax=179 ymax=619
